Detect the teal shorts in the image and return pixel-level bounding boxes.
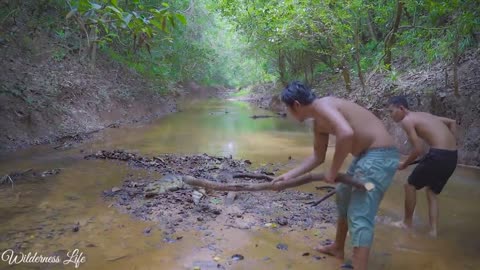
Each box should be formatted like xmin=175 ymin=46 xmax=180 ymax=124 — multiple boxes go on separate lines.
xmin=336 ymin=147 xmax=399 ymax=247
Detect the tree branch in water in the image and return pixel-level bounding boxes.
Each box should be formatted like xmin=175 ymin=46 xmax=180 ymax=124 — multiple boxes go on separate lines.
xmin=232 ymin=173 xmax=273 ymax=181
xmin=182 ymin=173 xmax=374 ymax=192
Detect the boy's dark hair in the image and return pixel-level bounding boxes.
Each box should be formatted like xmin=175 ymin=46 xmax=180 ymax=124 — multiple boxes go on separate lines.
xmin=388 ymin=96 xmax=409 ymax=109
xmin=281 ymin=81 xmax=317 ymax=107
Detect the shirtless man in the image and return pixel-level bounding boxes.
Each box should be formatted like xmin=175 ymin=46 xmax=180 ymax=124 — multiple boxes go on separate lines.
xmin=388 ymin=96 xmax=457 ymax=237
xmin=272 ymin=81 xmax=399 ymax=270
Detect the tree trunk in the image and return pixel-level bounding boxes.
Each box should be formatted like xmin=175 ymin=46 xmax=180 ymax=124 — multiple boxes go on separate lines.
xmin=304 ymin=55 xmax=309 ymax=85
xmin=310 ymin=59 xmax=314 ymax=84
xmin=355 ymin=18 xmax=366 ymax=89
xmin=278 ymin=50 xmax=287 ymax=86
xmin=453 ymin=31 xmax=460 ymax=97
xmin=341 ymin=59 xmax=352 ymax=92
xmin=89 ymin=26 xmax=97 ymax=69
xmin=367 ymin=10 xmax=378 ymax=42
xmin=384 ymin=0 xmax=403 ymax=70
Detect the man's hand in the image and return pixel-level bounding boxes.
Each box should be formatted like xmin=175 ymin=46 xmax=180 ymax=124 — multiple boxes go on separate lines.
xmin=272 ymin=173 xmax=290 ymax=184
xmin=324 ymin=170 xmax=337 ymax=184
xmin=271 ymin=174 xmax=291 ymax=191
xmin=398 ymin=162 xmax=408 ymax=170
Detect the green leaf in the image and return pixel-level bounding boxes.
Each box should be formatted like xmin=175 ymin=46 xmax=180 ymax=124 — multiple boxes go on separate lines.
xmin=175 ymin=13 xmax=187 ymax=25
xmin=77 ymin=0 xmax=92 ymax=13
xmin=100 ymin=21 xmax=109 ymax=33
xmin=106 ymin=5 xmax=122 ymax=15
xmin=168 ymin=16 xmax=175 ymax=28
xmin=150 ymin=19 xmax=163 ymax=30
xmin=161 ymin=17 xmax=167 ymax=32
xmin=210 ymin=198 xmax=221 ymax=204
xmin=123 ymin=13 xmax=133 ymax=25
xmin=90 ymin=2 xmax=101 ymax=10
xmin=110 ymin=0 xmax=118 ymax=7
xmin=65 ymin=8 xmax=77 ymax=20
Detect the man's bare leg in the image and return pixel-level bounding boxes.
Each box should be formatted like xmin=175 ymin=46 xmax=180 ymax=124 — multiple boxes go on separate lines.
xmin=352 ymin=246 xmax=370 ymax=270
xmin=403 ymin=183 xmax=417 ymax=228
xmin=393 ymin=183 xmax=416 ymax=228
xmin=426 ymin=187 xmax=439 ymax=237
xmin=314 ymin=217 xmax=347 ymax=259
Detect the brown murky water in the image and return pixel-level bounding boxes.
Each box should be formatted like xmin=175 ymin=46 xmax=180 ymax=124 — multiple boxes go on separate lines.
xmin=0 ymin=99 xmax=479 ymax=270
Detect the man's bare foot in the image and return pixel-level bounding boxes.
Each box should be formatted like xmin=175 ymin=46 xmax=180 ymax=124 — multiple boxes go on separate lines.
xmin=428 ymin=229 xmax=438 ymax=238
xmin=392 ymin=220 xmax=412 ymax=229
xmin=314 ymin=243 xmax=345 ymax=260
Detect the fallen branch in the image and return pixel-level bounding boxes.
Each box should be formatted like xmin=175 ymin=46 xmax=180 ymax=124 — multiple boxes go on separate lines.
xmin=182 ymin=173 xmax=374 ymax=192
xmin=306 ymin=189 xmax=337 ymax=206
xmin=315 ymin=185 xmax=335 ymax=191
xmin=232 ymin=173 xmax=273 ymax=181
xmin=1 ymin=175 xmax=14 ymax=188
xmin=250 ymin=115 xmax=277 ymax=119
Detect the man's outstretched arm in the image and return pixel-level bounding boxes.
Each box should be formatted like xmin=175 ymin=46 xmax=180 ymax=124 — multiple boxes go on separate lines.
xmin=399 ymin=119 xmax=423 ymax=169
xmin=319 ymin=105 xmax=354 ymax=182
xmin=273 ymin=122 xmax=328 ymax=182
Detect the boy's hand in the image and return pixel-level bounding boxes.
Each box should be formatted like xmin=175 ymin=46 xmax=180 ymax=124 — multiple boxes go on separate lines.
xmin=397 ymin=162 xmax=408 ymax=170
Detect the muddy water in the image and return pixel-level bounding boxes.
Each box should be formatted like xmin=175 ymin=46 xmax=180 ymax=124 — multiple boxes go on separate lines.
xmin=0 ymin=99 xmax=479 ymax=270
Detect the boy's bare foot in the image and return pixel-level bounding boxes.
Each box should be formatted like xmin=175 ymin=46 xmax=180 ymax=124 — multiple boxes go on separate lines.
xmin=392 ymin=220 xmax=412 ymax=229
xmin=314 ymin=243 xmax=344 ymax=260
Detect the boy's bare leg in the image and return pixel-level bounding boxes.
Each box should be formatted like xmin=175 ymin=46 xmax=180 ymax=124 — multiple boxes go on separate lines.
xmin=393 ymin=183 xmax=416 ymax=228
xmin=353 ymin=246 xmax=370 ymax=270
xmin=314 ymin=217 xmax=347 ymax=259
xmin=426 ymin=187 xmax=439 ymax=237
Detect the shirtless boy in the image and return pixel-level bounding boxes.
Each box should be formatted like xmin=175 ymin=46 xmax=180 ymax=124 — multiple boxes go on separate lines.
xmin=388 ymin=96 xmax=457 ymax=237
xmin=273 ymin=81 xmax=399 ymax=270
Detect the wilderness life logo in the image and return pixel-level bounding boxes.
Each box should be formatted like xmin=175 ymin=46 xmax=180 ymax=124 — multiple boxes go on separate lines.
xmin=1 ymin=249 xmax=86 ymax=268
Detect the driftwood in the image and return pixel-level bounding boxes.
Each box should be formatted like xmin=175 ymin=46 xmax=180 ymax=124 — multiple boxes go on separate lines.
xmin=182 ymin=173 xmax=374 ymax=192
xmin=1 ymin=168 xmax=33 ymax=188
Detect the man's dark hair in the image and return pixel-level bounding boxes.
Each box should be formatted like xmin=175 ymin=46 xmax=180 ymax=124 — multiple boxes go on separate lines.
xmin=388 ymin=96 xmax=409 ymax=109
xmin=281 ymin=81 xmax=317 ymax=107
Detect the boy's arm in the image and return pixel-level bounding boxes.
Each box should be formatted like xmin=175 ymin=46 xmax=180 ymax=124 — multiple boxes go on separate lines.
xmin=273 ymin=123 xmax=328 ymax=182
xmin=318 ymin=105 xmax=354 ymax=182
xmin=399 ymin=119 xmax=423 ymax=169
xmin=438 ymin=116 xmax=457 ymax=137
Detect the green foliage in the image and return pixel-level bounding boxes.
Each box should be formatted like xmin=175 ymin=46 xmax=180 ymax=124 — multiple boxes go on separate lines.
xmin=52 ymin=49 xmax=68 ymax=61
xmin=232 ymin=87 xmax=252 ymax=97
xmin=7 ymin=0 xmax=478 ymax=94
xmin=101 ymin=0 xmax=272 ymax=88
xmin=214 ymin=0 xmax=479 ymax=90
xmin=65 ymin=0 xmax=186 ymax=62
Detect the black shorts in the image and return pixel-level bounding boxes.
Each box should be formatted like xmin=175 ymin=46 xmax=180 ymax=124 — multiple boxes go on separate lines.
xmin=408 ymin=148 xmax=457 ymax=194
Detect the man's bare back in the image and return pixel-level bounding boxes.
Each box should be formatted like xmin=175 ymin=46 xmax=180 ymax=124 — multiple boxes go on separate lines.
xmin=388 ymin=96 xmax=457 ymax=237
xmin=401 ymin=112 xmax=456 ymax=150
xmin=312 ymin=97 xmax=394 ymax=156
